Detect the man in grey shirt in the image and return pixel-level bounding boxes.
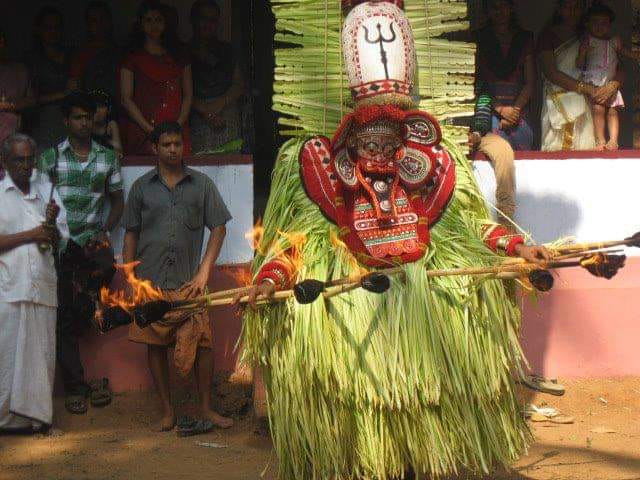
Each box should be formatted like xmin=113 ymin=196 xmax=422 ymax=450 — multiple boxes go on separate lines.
xmin=123 ymin=121 xmax=233 ymax=432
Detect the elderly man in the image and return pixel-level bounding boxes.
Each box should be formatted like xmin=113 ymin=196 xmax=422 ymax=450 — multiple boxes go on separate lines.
xmin=0 ymin=134 xmax=68 ymax=432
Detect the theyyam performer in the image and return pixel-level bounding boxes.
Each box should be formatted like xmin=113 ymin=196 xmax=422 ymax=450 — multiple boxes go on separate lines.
xmin=240 ymin=0 xmax=549 ymax=478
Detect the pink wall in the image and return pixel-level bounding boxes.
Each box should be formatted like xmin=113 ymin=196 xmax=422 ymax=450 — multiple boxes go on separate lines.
xmin=79 ymin=258 xmax=640 ymax=393
xmin=79 ymin=264 xmax=249 ymax=393
xmin=521 ymin=256 xmax=640 ymax=378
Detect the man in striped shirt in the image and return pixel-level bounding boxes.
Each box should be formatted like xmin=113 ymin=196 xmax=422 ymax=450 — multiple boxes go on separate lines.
xmin=38 ymin=91 xmax=124 ymax=415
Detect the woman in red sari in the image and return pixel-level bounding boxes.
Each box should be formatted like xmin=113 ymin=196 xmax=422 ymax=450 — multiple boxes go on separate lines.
xmin=120 ymin=1 xmax=192 ymax=155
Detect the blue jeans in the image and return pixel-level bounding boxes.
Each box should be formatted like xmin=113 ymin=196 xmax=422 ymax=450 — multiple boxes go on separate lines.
xmin=492 ymin=115 xmax=533 ymax=151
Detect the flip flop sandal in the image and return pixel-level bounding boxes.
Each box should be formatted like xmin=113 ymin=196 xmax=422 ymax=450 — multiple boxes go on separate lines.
xmin=520 ymin=375 xmax=565 ymax=396
xmin=65 ymin=394 xmax=88 ymax=415
xmin=176 ymin=416 xmax=215 ymax=438
xmin=529 ymin=412 xmax=575 ymax=424
xmin=89 ymin=378 xmax=112 ymax=407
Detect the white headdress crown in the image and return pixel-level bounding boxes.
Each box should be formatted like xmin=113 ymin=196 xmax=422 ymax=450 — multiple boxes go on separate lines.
xmin=342 ymin=1 xmax=416 ymax=109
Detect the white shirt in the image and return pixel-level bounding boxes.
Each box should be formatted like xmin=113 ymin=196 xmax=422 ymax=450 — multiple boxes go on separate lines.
xmin=0 ymin=171 xmax=69 ymax=307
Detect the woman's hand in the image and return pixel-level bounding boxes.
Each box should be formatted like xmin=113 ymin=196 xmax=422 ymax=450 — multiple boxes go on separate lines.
xmin=497 ymin=106 xmax=521 ymax=125
xmin=593 ymin=81 xmax=619 ymax=105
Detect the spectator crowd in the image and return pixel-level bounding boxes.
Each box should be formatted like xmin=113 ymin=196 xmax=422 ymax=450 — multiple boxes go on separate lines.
xmin=470 ymin=0 xmax=639 ymax=154
xmin=0 ymin=0 xmax=246 ymax=160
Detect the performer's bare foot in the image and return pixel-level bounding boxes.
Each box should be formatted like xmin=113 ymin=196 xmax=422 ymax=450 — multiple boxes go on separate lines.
xmin=202 ymin=409 xmax=234 ymax=429
xmin=154 ymin=411 xmax=176 ymax=432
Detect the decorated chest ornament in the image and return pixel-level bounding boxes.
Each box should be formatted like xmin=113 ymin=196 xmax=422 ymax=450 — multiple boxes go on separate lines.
xmin=299 ymin=0 xmax=456 ymax=266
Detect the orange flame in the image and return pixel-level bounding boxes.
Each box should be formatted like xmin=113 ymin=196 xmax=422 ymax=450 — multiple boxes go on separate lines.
xmin=100 ymin=261 xmax=163 ymax=312
xmin=330 ymin=229 xmax=369 ymax=277
xmin=244 ymin=219 xmax=308 ymax=277
xmin=244 ymin=218 xmax=265 ymax=253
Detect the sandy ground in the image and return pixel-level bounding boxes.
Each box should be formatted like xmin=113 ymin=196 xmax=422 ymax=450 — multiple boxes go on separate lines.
xmin=2 ymin=378 xmax=640 ymax=480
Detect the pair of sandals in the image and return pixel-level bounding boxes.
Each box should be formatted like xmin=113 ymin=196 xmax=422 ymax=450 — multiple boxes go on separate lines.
xmin=519 ymin=374 xmax=565 ymax=396
xmin=176 ymin=415 xmax=216 ymax=437
xmin=525 ymin=404 xmax=575 ymax=424
xmin=65 ymin=378 xmax=112 ymax=415
xmin=595 ymin=140 xmax=619 ymax=151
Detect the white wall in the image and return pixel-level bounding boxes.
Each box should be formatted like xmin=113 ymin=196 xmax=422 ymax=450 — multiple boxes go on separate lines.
xmin=110 ymin=164 xmax=254 ymax=266
xmin=473 ymin=158 xmax=639 ymax=255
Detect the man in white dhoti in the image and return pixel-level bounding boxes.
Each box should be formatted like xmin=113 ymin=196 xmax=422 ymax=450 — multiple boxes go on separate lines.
xmin=0 ymin=133 xmax=68 ymax=432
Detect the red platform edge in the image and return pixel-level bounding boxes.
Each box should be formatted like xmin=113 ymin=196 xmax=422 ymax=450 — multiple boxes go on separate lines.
xmin=473 ymin=149 xmax=640 ymax=161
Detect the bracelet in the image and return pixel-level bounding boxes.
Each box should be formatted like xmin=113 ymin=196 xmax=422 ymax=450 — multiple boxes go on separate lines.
xmin=576 ymin=81 xmax=587 ymax=95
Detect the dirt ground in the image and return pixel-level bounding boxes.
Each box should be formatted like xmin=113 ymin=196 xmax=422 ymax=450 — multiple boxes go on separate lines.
xmin=2 ymin=378 xmax=640 ymax=480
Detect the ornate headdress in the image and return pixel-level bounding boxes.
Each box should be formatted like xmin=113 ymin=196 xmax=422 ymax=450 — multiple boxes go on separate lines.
xmin=341 ymin=0 xmax=416 ymax=109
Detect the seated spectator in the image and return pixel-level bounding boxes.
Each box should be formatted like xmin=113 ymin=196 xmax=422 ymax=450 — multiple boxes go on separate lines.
xmin=68 ymin=1 xmax=122 ymax=107
xmin=123 ymin=121 xmax=232 ymax=432
xmin=0 ymin=133 xmax=69 ymax=432
xmin=120 ymin=1 xmax=193 ymax=156
xmin=25 ymin=6 xmax=71 ymax=151
xmin=38 ymin=92 xmax=123 ymax=415
xmin=189 ymin=0 xmax=245 ymax=153
xmin=0 ymin=30 xmax=34 ymax=144
xmin=468 ymin=94 xmax=516 ymax=227
xmin=475 ymin=0 xmax=535 ymax=150
xmin=91 ymin=90 xmax=123 ymax=158
xmin=538 ymin=0 xmax=622 ymax=151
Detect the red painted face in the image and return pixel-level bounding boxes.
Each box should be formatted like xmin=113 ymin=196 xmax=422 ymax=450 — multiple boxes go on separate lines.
xmin=352 ymin=130 xmax=403 ymax=176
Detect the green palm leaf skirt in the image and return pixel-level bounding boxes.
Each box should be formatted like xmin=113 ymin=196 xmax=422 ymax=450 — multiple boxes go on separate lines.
xmin=242 ymin=138 xmax=531 ymax=479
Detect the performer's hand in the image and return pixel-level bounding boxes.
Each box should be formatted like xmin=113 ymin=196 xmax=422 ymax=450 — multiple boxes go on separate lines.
xmin=180 ymin=269 xmax=210 ymax=298
xmin=515 ymin=244 xmax=552 ymax=265
xmin=234 ymin=281 xmax=276 ymax=310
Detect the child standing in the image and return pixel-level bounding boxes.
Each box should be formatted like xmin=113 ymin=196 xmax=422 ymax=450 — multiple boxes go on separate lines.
xmin=577 ymin=4 xmax=640 ymax=150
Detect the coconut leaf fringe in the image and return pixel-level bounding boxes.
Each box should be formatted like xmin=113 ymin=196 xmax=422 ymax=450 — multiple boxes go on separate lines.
xmin=271 ymin=0 xmax=475 ymax=145
xmin=242 ymin=138 xmax=530 ymax=479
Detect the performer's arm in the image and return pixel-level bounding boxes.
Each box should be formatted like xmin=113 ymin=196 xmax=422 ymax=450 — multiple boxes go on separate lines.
xmin=482 ymin=224 xmax=550 ymax=263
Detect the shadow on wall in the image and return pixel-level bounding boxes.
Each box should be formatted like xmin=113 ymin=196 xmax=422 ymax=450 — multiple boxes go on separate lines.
xmin=515 ymin=191 xmax=582 ymax=244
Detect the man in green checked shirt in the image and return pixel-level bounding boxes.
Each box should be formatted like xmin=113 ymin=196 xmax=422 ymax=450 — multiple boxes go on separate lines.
xmin=38 ymin=92 xmax=124 ymax=415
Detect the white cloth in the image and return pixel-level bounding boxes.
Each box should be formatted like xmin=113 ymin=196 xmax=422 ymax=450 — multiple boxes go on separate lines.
xmin=0 ymin=301 xmax=56 ymax=429
xmin=541 ymin=38 xmax=596 ymax=151
xmin=0 ymin=171 xmax=69 ymax=307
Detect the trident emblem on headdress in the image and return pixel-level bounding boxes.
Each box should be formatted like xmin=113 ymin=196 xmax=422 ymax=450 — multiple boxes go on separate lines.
xmin=364 ymin=22 xmax=397 ymax=79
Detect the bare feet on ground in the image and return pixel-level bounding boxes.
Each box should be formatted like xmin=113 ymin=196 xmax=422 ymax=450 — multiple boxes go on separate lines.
xmin=202 ymin=409 xmax=234 ymax=429
xmin=154 ymin=411 xmax=176 ymax=432
xmin=253 ymin=416 xmax=270 ymax=437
